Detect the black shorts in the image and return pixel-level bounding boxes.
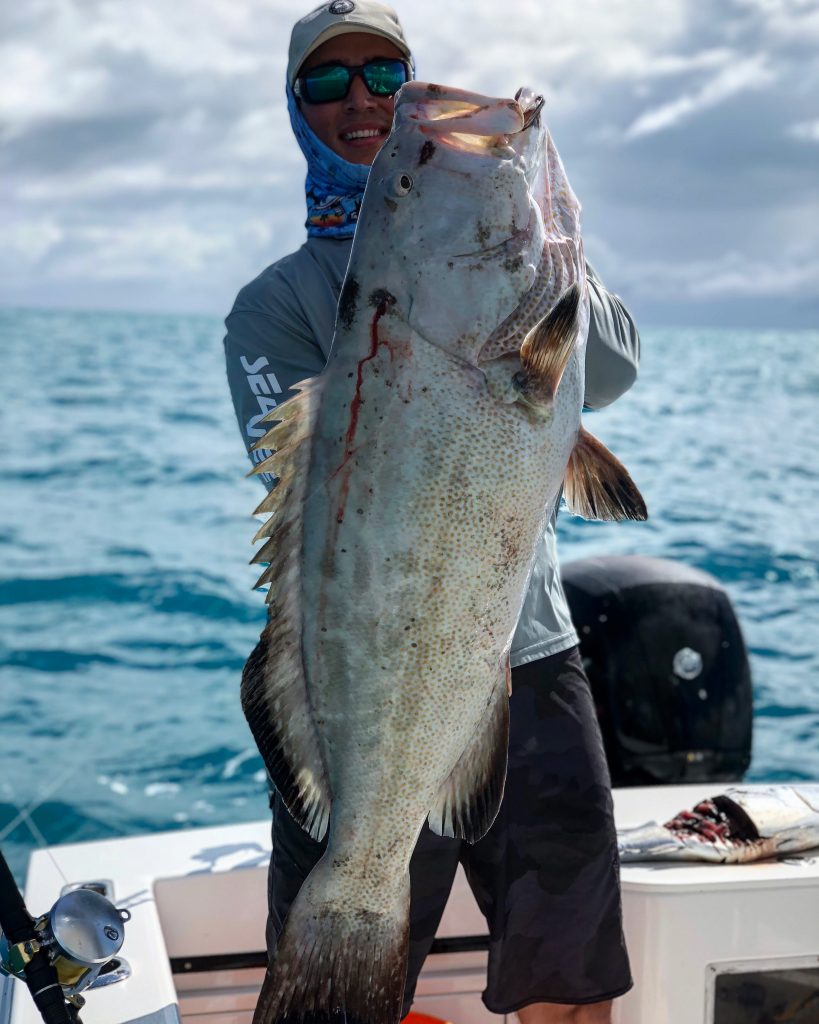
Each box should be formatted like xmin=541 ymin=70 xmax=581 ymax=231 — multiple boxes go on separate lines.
xmin=266 ymin=646 xmax=632 ymax=1015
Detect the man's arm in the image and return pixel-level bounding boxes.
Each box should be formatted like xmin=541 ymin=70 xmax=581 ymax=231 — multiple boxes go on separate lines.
xmin=224 ymin=299 xmax=326 ymax=486
xmin=583 ymin=261 xmax=640 ymax=411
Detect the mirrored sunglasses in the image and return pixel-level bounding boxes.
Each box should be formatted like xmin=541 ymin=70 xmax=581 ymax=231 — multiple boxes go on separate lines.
xmin=294 ymin=59 xmax=411 ymax=104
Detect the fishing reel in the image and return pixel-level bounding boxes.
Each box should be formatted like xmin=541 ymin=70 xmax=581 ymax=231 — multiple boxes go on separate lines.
xmin=0 ymin=884 xmax=130 ymax=1018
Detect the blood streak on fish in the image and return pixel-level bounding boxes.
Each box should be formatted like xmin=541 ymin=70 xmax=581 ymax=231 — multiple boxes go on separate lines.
xmin=336 ymin=295 xmax=392 ymax=524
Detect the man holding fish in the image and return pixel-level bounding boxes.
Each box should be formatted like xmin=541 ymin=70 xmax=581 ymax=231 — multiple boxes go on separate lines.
xmin=224 ymin=3 xmax=644 ymax=1022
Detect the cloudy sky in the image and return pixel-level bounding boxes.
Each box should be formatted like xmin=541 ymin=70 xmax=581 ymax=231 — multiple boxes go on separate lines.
xmin=2 ymin=0 xmax=818 ymax=327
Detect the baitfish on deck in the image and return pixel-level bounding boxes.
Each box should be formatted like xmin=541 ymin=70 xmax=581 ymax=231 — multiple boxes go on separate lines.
xmin=617 ymin=785 xmax=819 ymax=863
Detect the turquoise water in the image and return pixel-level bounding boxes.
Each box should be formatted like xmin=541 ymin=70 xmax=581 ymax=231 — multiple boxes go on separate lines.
xmin=1 ymin=309 xmax=818 ymax=882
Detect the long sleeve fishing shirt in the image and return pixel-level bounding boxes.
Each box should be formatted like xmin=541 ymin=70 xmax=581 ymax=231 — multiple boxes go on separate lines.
xmin=224 ymin=236 xmax=640 ymax=665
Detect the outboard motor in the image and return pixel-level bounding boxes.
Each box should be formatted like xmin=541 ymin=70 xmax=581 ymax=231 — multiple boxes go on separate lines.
xmin=562 ymin=555 xmax=752 ymax=786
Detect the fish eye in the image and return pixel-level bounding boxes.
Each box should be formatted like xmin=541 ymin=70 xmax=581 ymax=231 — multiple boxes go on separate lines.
xmin=390 ymin=173 xmax=413 ymax=197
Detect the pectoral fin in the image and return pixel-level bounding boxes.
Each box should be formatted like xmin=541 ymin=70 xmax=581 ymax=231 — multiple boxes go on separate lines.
xmin=564 ymin=426 xmax=648 ymax=521
xmin=516 ymin=282 xmax=581 ymax=406
xmin=428 ymin=668 xmax=509 ymax=843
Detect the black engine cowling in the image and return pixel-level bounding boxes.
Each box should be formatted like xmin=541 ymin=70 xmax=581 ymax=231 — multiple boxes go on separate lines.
xmin=562 ymin=555 xmax=752 ymax=786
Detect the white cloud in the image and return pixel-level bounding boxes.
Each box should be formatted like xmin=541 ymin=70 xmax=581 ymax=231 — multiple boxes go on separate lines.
xmin=625 ymin=54 xmax=776 ymax=138
xmin=601 ymin=46 xmax=735 ymax=81
xmin=617 ymin=248 xmax=819 ymax=302
xmin=0 ymin=0 xmax=287 ymax=132
xmin=788 ymin=119 xmax=819 ymax=142
xmin=228 ymin=108 xmax=289 ymax=165
xmin=89 ymin=0 xmax=264 ymax=76
xmin=0 ymin=43 xmax=108 ymax=127
xmin=18 ymin=164 xmax=168 ymax=200
xmin=687 ymin=255 xmax=819 ymax=299
xmin=53 ymin=218 xmax=273 ymax=278
xmin=16 ymin=163 xmax=285 ymax=201
xmin=4 ymin=219 xmax=64 ymax=262
xmin=733 ymin=0 xmax=819 ymax=42
xmin=402 ymin=0 xmax=689 ymax=102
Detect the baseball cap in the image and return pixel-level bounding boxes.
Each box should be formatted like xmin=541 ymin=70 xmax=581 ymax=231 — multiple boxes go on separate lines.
xmin=287 ymin=1 xmax=412 ymax=87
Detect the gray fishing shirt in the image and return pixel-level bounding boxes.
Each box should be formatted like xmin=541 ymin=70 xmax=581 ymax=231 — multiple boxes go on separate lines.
xmin=224 ymin=236 xmax=639 ymax=665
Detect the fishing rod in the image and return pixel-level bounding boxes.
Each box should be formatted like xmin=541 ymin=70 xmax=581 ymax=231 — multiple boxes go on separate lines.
xmin=0 ymin=846 xmax=129 ymax=1023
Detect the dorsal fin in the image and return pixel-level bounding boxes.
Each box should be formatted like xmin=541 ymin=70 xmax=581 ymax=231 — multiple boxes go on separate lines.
xmin=240 ymin=376 xmax=332 ymax=841
xmin=246 ymin=378 xmax=320 ymax=563
xmin=564 ymin=425 xmax=648 ymax=521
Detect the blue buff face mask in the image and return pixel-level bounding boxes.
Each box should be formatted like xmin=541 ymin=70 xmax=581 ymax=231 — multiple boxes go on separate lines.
xmin=286 ymin=84 xmax=371 ymax=239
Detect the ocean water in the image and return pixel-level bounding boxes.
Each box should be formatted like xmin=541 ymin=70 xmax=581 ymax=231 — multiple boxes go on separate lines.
xmin=1 ymin=309 xmax=817 ymax=883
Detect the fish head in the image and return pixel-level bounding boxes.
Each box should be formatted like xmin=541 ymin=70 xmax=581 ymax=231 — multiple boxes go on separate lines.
xmin=351 ymin=82 xmax=552 ymax=361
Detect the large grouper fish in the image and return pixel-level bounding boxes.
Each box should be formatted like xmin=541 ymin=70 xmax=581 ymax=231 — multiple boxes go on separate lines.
xmin=242 ymin=82 xmax=647 ymax=1024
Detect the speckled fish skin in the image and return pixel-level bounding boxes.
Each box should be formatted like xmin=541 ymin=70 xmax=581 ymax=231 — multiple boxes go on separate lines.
xmin=243 ymin=82 xmax=624 ymax=1024
xmin=304 ymin=83 xmax=586 ymax=859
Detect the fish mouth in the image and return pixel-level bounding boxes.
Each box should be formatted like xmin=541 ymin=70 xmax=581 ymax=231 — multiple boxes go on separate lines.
xmin=393 ymin=83 xmax=545 ymax=263
xmin=395 ymin=82 xmax=544 ymax=156
xmin=515 ymin=87 xmax=545 ymax=130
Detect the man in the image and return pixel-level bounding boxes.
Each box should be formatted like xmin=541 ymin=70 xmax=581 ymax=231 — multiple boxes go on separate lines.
xmin=224 ymin=3 xmax=639 ymax=1021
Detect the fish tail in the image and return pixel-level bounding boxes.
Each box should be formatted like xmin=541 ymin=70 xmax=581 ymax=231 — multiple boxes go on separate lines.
xmin=253 ymin=860 xmax=410 ymax=1024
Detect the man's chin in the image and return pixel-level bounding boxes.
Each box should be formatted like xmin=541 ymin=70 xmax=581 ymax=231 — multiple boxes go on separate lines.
xmin=337 ymin=138 xmax=385 ymax=165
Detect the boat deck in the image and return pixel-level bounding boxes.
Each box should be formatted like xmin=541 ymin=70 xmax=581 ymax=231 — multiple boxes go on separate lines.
xmin=4 ymin=784 xmax=819 ymax=1024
